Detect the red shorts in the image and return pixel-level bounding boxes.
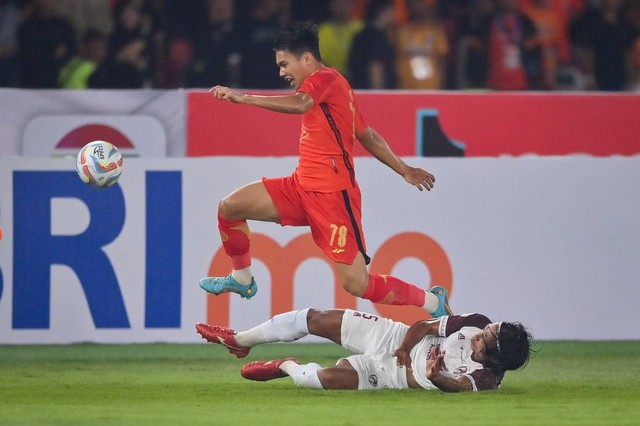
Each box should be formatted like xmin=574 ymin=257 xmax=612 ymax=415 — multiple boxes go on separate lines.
xmin=263 ymin=173 xmax=370 ymax=265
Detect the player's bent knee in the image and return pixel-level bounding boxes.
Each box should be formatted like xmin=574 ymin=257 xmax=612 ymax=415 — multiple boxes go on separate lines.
xmin=336 ymin=263 xmax=368 ymax=297
xmin=341 ymin=276 xmax=367 ymax=297
xmin=307 ymin=309 xmax=344 ymax=344
xmin=218 ymin=196 xmax=250 ymax=220
xmin=217 ymin=197 xmax=235 ymax=218
xmin=305 ymin=308 xmax=321 ymax=329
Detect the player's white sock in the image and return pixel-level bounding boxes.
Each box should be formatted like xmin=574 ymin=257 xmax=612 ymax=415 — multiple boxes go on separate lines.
xmin=423 ymin=291 xmax=439 ymax=313
xmin=282 ymin=362 xmax=324 ymax=389
xmin=235 ymin=308 xmax=310 ymax=347
xmin=231 ymin=267 xmax=253 ymax=285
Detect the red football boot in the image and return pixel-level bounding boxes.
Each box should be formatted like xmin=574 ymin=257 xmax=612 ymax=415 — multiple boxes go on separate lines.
xmin=240 ymin=358 xmax=300 ymax=381
xmin=195 ymin=323 xmax=251 ymax=358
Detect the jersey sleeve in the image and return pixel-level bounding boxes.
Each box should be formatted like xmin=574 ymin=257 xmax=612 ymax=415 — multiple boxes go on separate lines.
xmin=297 ymin=70 xmax=333 ymax=103
xmin=441 ymin=313 xmax=492 ymax=336
xmin=354 ymin=100 xmax=368 ymax=134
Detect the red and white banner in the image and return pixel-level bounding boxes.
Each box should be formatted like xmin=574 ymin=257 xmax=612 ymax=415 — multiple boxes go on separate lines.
xmin=187 ymin=91 xmax=640 ymax=157
xmin=3 ymin=90 xmax=639 ymax=158
xmin=23 ymin=115 xmax=167 ymax=158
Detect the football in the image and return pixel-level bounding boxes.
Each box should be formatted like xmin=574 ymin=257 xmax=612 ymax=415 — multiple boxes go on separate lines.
xmin=76 ymin=141 xmax=124 ymax=189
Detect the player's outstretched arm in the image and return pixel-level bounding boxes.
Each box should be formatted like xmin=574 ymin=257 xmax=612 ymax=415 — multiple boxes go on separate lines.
xmin=210 ymin=85 xmax=314 ymax=114
xmin=426 ymin=347 xmax=474 ymax=392
xmin=356 ymin=127 xmax=435 ymax=191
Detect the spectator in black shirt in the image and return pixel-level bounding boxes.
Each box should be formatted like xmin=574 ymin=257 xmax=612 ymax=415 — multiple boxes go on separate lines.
xmin=186 ymin=0 xmax=242 ymax=88
xmin=238 ymin=0 xmax=289 ymax=89
xmin=571 ymin=0 xmax=639 ymax=91
xmin=347 ymin=0 xmax=397 ymax=89
xmin=17 ymin=0 xmax=76 ymax=88
xmin=90 ymin=0 xmax=159 ymax=88
xmin=0 ymin=0 xmax=20 ymax=87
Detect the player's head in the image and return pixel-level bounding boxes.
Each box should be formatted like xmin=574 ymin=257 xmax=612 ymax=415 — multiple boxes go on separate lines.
xmin=273 ymin=22 xmax=323 ymax=90
xmin=274 ymin=21 xmax=322 ymax=61
xmin=365 ymin=0 xmax=394 ymax=24
xmin=486 ymin=322 xmax=534 ymax=372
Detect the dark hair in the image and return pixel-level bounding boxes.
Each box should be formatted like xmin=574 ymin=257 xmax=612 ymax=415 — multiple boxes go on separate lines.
xmin=365 ymin=0 xmax=393 ymax=23
xmin=273 ymin=21 xmax=322 ymax=62
xmin=83 ymin=29 xmax=107 ymax=45
xmin=485 ymin=322 xmax=534 ymax=373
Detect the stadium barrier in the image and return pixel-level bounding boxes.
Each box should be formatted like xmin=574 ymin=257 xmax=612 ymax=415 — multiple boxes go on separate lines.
xmin=2 ymin=89 xmax=639 ymax=158
xmin=1 ymin=156 xmax=638 ymax=343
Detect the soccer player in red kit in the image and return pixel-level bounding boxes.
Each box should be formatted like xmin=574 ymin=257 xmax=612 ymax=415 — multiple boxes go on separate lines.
xmin=201 ymin=22 xmax=452 ymax=318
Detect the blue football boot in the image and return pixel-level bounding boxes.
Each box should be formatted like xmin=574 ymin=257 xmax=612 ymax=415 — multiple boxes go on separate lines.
xmin=199 ymin=274 xmax=258 ymax=299
xmin=429 ymin=286 xmax=453 ymax=318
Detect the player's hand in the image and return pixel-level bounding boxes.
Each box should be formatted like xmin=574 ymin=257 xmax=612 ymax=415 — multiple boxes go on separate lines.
xmin=426 ymin=347 xmax=445 ymax=379
xmin=393 ymin=346 xmax=413 ymax=372
xmin=209 ymin=85 xmax=243 ymax=103
xmin=402 ymin=165 xmax=435 ymax=191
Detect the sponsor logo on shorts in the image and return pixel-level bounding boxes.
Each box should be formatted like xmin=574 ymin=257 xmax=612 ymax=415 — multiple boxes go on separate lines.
xmin=368 ymin=375 xmax=378 ymax=388
xmin=331 ymin=248 xmax=345 ymax=254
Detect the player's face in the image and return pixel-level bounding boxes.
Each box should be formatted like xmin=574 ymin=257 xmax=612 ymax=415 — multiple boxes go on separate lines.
xmin=275 ymin=50 xmax=310 ymax=90
xmin=471 ymin=323 xmax=500 ymax=363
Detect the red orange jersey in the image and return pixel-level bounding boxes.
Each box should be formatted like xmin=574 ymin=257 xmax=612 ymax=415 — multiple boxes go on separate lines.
xmin=295 ymin=67 xmax=368 ymax=192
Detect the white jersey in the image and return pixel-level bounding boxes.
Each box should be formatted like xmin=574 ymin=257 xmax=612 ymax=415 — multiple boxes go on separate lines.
xmin=339 ymin=310 xmax=503 ymax=391
xmin=411 ymin=314 xmax=503 ymax=391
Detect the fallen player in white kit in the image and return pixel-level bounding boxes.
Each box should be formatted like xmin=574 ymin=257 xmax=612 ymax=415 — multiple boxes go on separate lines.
xmin=196 ymin=307 xmax=534 ymax=392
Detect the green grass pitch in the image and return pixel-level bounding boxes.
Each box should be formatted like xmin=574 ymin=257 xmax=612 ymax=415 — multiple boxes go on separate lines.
xmin=1 ymin=341 xmax=639 ymax=426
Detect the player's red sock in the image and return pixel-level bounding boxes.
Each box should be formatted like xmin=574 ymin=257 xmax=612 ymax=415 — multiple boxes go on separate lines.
xmin=362 ymin=274 xmax=426 ymax=307
xmin=218 ymin=213 xmax=252 ymax=270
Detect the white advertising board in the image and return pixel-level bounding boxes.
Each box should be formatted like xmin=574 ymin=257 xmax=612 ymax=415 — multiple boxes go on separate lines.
xmin=0 ymin=156 xmax=638 ymax=343
xmin=0 ymin=89 xmax=185 ymax=157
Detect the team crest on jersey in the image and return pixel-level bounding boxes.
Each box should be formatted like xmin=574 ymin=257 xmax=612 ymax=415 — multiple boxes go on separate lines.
xmin=454 ymin=366 xmax=468 ymax=375
xmin=368 ymin=375 xmax=378 ymax=387
xmin=427 ymin=343 xmax=440 ymax=356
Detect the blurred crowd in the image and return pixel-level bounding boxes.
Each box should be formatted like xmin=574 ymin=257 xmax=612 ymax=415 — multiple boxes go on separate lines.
xmin=1 ymin=0 xmax=639 ymax=91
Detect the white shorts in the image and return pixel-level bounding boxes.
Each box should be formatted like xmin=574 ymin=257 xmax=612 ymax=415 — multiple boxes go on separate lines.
xmin=338 ymin=309 xmax=410 ymax=390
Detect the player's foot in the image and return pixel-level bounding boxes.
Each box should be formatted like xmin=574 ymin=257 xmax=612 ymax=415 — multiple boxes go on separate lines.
xmin=241 ymin=357 xmax=299 ymax=381
xmin=195 ymin=323 xmax=251 ymax=358
xmin=199 ymin=274 xmax=258 ymax=299
xmin=429 ymin=286 xmax=453 ymax=318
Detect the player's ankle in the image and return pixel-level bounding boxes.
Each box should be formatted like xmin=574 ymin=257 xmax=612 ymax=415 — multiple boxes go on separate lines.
xmin=231 ymin=267 xmax=253 ymax=285
xmin=422 ymin=291 xmax=439 ymax=313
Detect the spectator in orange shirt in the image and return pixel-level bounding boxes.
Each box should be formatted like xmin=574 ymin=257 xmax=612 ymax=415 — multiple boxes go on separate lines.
xmin=486 ymin=0 xmax=541 ymax=90
xmin=523 ymin=0 xmax=570 ymax=89
xmin=395 ymin=0 xmax=449 ymax=89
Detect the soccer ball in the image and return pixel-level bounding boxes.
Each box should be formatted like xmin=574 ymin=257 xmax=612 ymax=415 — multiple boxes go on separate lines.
xmin=76 ymin=141 xmax=124 ymax=189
